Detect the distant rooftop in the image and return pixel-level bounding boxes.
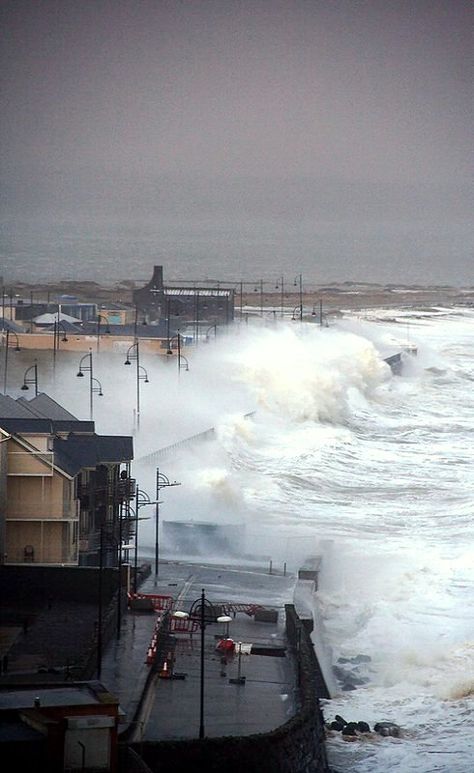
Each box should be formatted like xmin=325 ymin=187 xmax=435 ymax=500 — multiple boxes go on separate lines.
xmin=0 ymin=681 xmax=116 ymax=710
xmin=0 ymin=393 xmax=79 ymax=421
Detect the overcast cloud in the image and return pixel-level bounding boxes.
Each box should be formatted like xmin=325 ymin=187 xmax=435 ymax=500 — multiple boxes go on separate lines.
xmin=0 ymin=1 xmax=472 ymax=283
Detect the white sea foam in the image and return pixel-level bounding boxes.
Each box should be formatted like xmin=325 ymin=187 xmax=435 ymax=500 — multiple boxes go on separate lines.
xmin=212 ymin=308 xmax=474 ymax=771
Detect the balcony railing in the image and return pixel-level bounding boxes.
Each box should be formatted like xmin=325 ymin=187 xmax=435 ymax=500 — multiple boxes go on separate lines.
xmin=77 ymin=477 xmax=136 ymax=505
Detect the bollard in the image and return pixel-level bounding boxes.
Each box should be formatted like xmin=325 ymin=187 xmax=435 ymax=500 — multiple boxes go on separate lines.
xmin=283 ymin=562 xmax=287 ymax=576
xmin=269 ymin=559 xmax=273 ymax=575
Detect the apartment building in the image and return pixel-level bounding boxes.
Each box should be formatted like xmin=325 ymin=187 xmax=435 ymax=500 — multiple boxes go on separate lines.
xmin=0 ymin=394 xmax=134 ymax=567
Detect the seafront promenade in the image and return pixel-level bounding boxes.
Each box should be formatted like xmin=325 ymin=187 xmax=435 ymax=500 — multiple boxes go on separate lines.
xmin=101 ymin=558 xmax=329 ymax=772
xmin=101 ymin=559 xmax=298 ymax=741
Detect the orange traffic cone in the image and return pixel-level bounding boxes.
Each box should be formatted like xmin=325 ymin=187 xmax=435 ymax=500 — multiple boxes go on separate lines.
xmin=159 ymin=659 xmax=170 ymax=678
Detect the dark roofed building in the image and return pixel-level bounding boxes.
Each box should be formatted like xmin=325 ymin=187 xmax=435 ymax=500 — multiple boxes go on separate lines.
xmin=53 ymin=434 xmax=133 ymax=477
xmin=133 ymin=264 xmax=235 ymax=328
xmin=17 ymin=393 xmax=79 ymax=421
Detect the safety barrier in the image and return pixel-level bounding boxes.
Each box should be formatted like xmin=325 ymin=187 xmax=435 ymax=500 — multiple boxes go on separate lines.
xmin=170 ymin=617 xmax=200 ymax=635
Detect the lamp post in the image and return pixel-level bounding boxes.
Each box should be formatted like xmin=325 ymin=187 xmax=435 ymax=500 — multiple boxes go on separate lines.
xmin=254 ymin=279 xmax=264 ymax=316
xmin=166 ymin=297 xmax=182 ymax=354
xmin=53 ymin=320 xmax=68 ymax=369
xmin=2 ymin=329 xmax=21 ymax=394
xmin=195 ymin=291 xmax=200 ymax=345
xmin=124 ymin=341 xmax=149 ymax=431
xmin=205 ymin=324 xmax=217 ymax=342
xmin=21 ymin=361 xmax=39 ymax=396
xmin=188 ymin=589 xmax=216 ymax=739
xmin=132 ymin=487 xmax=159 ymax=594
xmin=96 ymin=314 xmax=110 ymax=353
xmin=291 ymin=305 xmax=302 ymax=321
xmin=76 ymin=349 xmax=103 ymax=420
xmin=294 ymin=274 xmax=303 ymax=321
xmin=177 ymin=333 xmax=188 ymax=374
xmin=275 ymin=276 xmax=285 ymax=317
xmin=168 ymin=333 xmax=189 ymax=374
xmin=217 ymin=614 xmax=232 ymax=639
xmin=154 ymin=468 xmax=180 ymax=582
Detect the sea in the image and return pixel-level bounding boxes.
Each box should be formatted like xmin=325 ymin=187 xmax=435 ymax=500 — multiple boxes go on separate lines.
xmin=132 ymin=304 xmax=473 ymax=773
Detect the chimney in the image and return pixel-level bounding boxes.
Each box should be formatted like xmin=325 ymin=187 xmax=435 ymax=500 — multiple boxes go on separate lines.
xmin=151 ymin=266 xmax=164 ymax=291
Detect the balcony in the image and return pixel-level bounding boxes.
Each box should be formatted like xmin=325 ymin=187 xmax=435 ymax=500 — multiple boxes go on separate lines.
xmin=116 ymin=477 xmax=136 ymax=503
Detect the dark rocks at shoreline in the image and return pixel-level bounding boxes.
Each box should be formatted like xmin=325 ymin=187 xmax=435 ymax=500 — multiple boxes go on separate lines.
xmin=374 ymin=721 xmax=401 ymax=738
xmin=326 ymin=715 xmax=402 ymax=740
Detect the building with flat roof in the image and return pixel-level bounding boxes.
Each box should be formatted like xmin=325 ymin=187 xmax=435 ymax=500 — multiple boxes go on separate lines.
xmin=0 ymin=680 xmax=121 ymax=772
xmin=133 ymin=265 xmax=235 ymax=330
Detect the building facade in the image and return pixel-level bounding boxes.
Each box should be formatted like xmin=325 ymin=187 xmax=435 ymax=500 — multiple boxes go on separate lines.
xmin=0 ymin=394 xmax=134 ymax=567
xmin=133 ymin=264 xmax=235 ymax=330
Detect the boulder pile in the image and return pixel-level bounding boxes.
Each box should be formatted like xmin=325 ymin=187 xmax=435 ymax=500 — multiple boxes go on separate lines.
xmin=327 ymin=714 xmax=401 ymax=740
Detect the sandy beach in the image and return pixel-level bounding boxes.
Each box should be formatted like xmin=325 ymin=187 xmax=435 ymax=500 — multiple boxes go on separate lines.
xmin=6 ymin=279 xmax=474 ymax=314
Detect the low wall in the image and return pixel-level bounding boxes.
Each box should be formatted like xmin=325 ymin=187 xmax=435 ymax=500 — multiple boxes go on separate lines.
xmin=125 ymin=604 xmax=329 ymax=773
xmin=0 ymin=565 xmax=122 ymax=680
xmin=0 ymin=565 xmax=117 ymax=607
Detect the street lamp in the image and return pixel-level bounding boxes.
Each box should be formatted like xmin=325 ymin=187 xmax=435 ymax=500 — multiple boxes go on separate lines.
xmin=124 ymin=341 xmax=149 ymax=431
xmin=179 ymin=353 xmax=189 ymax=373
xmin=2 ymin=328 xmax=21 ymax=394
xmin=188 ymin=589 xmax=216 ymax=739
xmin=205 ymin=324 xmax=217 ymax=341
xmin=96 ymin=314 xmax=110 ymax=353
xmin=21 ymin=361 xmax=39 ymax=396
xmin=52 ymin=320 xmax=68 ymax=369
xmin=253 ymin=279 xmax=264 ymax=316
xmin=275 ymin=276 xmax=285 ymax=318
xmin=168 ymin=333 xmax=189 ymax=374
xmin=195 ymin=290 xmax=201 ymax=345
xmin=132 ymin=487 xmax=159 ymax=594
xmin=77 ymin=349 xmax=103 ymax=420
xmin=154 ymin=468 xmax=180 ymax=582
xmin=217 ymin=614 xmax=232 ymax=639
xmin=166 ymin=297 xmax=182 ymax=354
xmin=293 ymin=274 xmax=303 ymax=321
xmin=291 ymin=305 xmax=302 ymax=321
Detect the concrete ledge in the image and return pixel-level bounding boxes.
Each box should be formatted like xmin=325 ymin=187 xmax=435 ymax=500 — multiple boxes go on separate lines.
xmin=251 ymin=645 xmax=286 ymax=657
xmin=298 ymin=556 xmax=322 ymax=588
xmin=254 ymin=608 xmax=278 ymax=624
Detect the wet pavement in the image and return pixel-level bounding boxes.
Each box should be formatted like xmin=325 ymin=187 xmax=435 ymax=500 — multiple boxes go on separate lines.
xmin=99 ymin=559 xmax=298 ymax=740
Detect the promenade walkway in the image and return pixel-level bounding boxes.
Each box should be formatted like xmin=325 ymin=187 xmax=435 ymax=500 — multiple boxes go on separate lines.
xmin=99 ymin=560 xmax=298 ymax=741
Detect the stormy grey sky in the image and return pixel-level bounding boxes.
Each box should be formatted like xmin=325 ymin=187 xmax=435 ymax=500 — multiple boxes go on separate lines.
xmin=0 ymin=0 xmax=472 ymax=284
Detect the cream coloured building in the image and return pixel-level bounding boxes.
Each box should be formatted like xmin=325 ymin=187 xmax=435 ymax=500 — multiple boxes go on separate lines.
xmin=0 ymin=394 xmax=134 ymax=566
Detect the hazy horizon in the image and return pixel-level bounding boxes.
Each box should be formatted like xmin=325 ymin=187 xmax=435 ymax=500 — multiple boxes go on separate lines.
xmin=1 ymin=1 xmax=472 ymax=285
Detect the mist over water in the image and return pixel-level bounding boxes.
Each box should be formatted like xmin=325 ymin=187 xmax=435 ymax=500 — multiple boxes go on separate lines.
xmin=5 ymin=306 xmax=473 ymax=770
xmin=2 ymin=211 xmax=472 ymax=285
